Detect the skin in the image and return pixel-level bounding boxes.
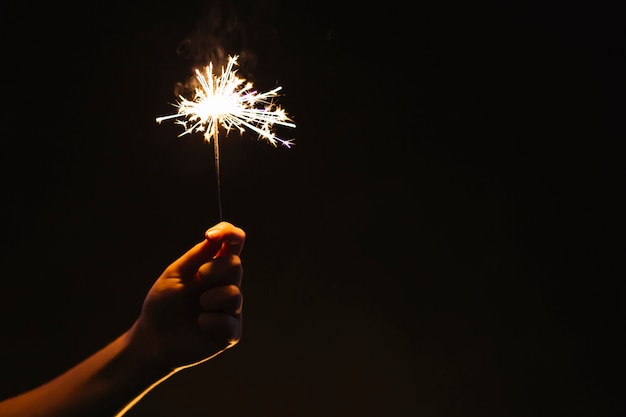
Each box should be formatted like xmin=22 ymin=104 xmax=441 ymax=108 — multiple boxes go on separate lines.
xmin=0 ymin=222 xmax=246 ymax=417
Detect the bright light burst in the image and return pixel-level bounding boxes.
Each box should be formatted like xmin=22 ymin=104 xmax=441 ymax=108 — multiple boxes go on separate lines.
xmin=155 ymin=54 xmax=295 ymax=221
xmin=156 ymin=54 xmax=295 ymax=147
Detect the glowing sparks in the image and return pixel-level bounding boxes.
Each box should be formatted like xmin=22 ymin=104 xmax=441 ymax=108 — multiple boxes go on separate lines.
xmin=156 ymin=55 xmax=295 ymax=147
xmin=155 ymin=54 xmax=295 ymax=221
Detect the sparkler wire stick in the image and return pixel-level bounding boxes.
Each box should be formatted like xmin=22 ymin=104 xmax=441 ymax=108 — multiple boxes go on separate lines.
xmin=213 ymin=127 xmax=222 ymax=221
xmin=156 ymin=55 xmax=295 ymax=221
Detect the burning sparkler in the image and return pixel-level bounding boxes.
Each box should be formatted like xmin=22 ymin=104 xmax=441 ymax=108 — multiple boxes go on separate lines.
xmin=156 ymin=54 xmax=295 ymax=220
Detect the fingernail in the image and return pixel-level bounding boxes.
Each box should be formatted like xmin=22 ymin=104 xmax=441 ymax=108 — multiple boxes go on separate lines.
xmin=206 ymin=229 xmax=222 ymax=241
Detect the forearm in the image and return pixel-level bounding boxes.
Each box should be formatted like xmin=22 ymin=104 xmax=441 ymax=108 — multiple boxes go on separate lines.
xmin=0 ymin=327 xmax=174 ymax=417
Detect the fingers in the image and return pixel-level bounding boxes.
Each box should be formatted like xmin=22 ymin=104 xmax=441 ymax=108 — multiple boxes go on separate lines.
xmin=195 ymin=254 xmax=243 ymax=289
xmin=205 ymin=222 xmax=246 ymax=257
xmin=197 ymin=313 xmax=242 ymax=347
xmin=199 ymin=285 xmax=243 ymax=315
xmin=167 ymin=222 xmax=245 ymax=281
xmin=196 ymin=252 xmax=243 ymax=346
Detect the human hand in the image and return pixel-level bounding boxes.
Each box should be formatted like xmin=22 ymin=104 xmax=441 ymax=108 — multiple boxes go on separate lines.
xmin=128 ymin=222 xmax=245 ymax=373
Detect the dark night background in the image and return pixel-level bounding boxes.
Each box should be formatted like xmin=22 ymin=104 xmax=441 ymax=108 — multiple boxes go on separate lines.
xmin=0 ymin=1 xmax=624 ymax=416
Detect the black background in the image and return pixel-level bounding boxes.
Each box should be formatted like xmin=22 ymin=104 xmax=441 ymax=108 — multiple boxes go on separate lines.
xmin=0 ymin=1 xmax=624 ymax=416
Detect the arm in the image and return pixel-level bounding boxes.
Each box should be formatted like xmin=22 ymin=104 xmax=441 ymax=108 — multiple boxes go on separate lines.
xmin=0 ymin=222 xmax=246 ymax=417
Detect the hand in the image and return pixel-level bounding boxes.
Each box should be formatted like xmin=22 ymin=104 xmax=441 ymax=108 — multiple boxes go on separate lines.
xmin=128 ymin=222 xmax=246 ymax=372
xmin=0 ymin=222 xmax=246 ymax=417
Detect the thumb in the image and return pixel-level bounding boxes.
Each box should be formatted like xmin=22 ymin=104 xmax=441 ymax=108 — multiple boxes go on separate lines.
xmin=166 ymin=238 xmax=222 ymax=282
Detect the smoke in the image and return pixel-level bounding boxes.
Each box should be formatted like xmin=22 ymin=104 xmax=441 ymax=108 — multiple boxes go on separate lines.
xmin=173 ymin=0 xmax=281 ymax=96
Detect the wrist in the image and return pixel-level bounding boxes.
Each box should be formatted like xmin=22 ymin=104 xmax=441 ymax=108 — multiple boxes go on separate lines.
xmin=122 ymin=322 xmax=174 ymax=381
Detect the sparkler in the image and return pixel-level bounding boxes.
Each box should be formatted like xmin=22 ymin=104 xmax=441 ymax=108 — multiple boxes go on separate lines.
xmin=156 ymin=54 xmax=295 ymax=221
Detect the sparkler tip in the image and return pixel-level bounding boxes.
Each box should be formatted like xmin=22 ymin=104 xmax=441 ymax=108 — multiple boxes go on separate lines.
xmin=156 ymin=54 xmax=295 ymax=148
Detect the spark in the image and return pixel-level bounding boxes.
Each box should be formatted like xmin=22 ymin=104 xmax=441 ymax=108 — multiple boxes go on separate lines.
xmin=156 ymin=54 xmax=295 ymax=220
xmin=156 ymin=54 xmax=295 ymax=148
